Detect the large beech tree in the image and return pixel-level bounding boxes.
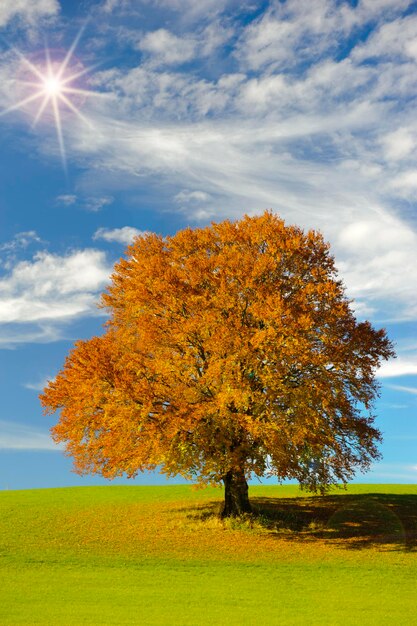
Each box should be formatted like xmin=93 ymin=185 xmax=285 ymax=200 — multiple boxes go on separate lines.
xmin=41 ymin=212 xmax=395 ymax=517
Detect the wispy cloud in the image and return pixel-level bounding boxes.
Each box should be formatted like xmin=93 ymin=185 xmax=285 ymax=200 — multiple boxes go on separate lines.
xmin=0 ymin=232 xmax=44 ymax=269
xmin=101 ymin=0 xmax=135 ymax=14
xmin=0 ymin=419 xmax=62 ymax=451
xmin=380 ymin=403 xmax=409 ymax=410
xmin=0 ymin=231 xmax=42 ymax=252
xmin=386 ymin=384 xmax=417 ymax=396
xmin=367 ymin=462 xmax=417 ymax=482
xmin=55 ymin=194 xmax=113 ymax=212
xmin=0 ymin=323 xmax=63 ymax=349
xmin=60 ymin=2 xmax=417 ymax=325
xmin=65 ymin=108 xmax=417 ymax=320
xmin=56 ymin=194 xmax=77 ymax=206
xmin=24 ymin=376 xmax=54 ymax=392
xmin=84 ymin=196 xmax=114 ymax=212
xmin=101 ymin=0 xmax=239 ymax=22
xmin=2 ymin=0 xmax=417 ymax=330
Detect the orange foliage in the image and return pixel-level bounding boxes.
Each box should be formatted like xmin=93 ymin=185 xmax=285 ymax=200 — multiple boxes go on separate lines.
xmin=41 ymin=211 xmax=395 ymax=492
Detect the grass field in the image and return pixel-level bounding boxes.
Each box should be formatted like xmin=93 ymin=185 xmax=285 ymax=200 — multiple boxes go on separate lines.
xmin=0 ymin=483 xmax=416 ymax=625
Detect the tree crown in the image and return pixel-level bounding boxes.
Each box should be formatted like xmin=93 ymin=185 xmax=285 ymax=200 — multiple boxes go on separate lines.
xmin=41 ymin=211 xmax=395 ymax=491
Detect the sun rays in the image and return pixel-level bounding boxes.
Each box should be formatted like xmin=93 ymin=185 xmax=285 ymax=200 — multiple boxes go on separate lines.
xmin=0 ymin=27 xmax=103 ymax=171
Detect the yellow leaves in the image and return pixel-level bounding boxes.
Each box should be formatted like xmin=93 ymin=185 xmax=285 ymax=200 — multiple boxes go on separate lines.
xmin=40 ymin=210 xmax=395 ymax=492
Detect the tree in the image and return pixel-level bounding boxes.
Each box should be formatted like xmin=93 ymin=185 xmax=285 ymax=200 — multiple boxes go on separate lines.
xmin=40 ymin=212 xmax=395 ymax=517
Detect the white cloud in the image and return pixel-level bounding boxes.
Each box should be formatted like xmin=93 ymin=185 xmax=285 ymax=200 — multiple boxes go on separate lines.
xmin=380 ymin=128 xmax=416 ymax=162
xmin=174 ymin=189 xmax=215 ymax=220
xmin=389 ymin=170 xmax=417 ymax=199
xmin=93 ymin=66 xmax=243 ymax=119
xmin=174 ymin=189 xmax=212 ymax=203
xmin=331 ymin=214 xmax=417 ymax=321
xmin=352 ymin=13 xmax=417 ymax=62
xmin=102 ymin=0 xmax=130 ymax=12
xmin=234 ymin=0 xmax=351 ymax=72
xmin=0 ymin=52 xmax=18 ymax=112
xmin=0 ymin=0 xmax=59 ymax=28
xmin=338 ymin=215 xmax=416 ymax=253
xmin=0 ymin=250 xmax=111 ymax=324
xmin=347 ymin=0 xmax=412 ymax=33
xmin=123 ymin=21 xmax=232 ymax=69
xmin=199 ymin=22 xmax=233 ymax=57
xmin=235 ymin=0 xmax=411 ymax=72
xmin=138 ymin=29 xmax=197 ymax=66
xmin=93 ymin=226 xmax=146 ymax=244
xmin=117 ymin=0 xmax=233 ymax=22
xmin=0 ymin=419 xmax=61 ymax=451
xmin=154 ymin=0 xmax=227 ymax=14
xmin=378 ymin=358 xmax=417 ymax=378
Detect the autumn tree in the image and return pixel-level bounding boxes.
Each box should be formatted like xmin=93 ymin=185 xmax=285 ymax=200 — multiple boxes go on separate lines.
xmin=41 ymin=212 xmax=395 ymax=517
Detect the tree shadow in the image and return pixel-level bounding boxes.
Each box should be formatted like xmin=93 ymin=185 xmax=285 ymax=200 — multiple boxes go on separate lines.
xmin=250 ymin=493 xmax=417 ymax=551
xmin=181 ymin=493 xmax=417 ymax=552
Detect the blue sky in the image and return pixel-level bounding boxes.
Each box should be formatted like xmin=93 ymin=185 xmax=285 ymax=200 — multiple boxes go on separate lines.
xmin=0 ymin=0 xmax=416 ymax=490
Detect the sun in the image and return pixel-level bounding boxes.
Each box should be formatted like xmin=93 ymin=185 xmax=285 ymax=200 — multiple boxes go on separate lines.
xmin=44 ymin=76 xmax=63 ymax=96
xmin=0 ymin=28 xmax=103 ymax=171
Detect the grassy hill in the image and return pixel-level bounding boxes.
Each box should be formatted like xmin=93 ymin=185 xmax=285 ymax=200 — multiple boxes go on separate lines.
xmin=0 ymin=484 xmax=416 ymax=625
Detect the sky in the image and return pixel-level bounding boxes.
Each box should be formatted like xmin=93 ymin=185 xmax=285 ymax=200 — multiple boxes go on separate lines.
xmin=0 ymin=0 xmax=416 ymax=490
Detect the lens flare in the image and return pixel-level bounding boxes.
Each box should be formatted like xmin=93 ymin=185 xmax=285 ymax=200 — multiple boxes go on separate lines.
xmin=0 ymin=27 xmax=104 ymax=172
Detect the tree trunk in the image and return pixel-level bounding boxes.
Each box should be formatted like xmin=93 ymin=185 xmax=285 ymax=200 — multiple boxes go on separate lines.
xmin=221 ymin=468 xmax=252 ymax=518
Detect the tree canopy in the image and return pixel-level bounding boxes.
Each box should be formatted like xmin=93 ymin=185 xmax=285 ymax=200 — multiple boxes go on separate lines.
xmin=41 ymin=212 xmax=395 ymax=516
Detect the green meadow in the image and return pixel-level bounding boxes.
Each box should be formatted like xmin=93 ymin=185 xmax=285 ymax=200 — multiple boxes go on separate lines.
xmin=0 ymin=484 xmax=416 ymax=625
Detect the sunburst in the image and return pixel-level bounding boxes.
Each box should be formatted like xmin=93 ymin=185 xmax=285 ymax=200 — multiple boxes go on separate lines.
xmin=0 ymin=28 xmax=103 ymax=171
